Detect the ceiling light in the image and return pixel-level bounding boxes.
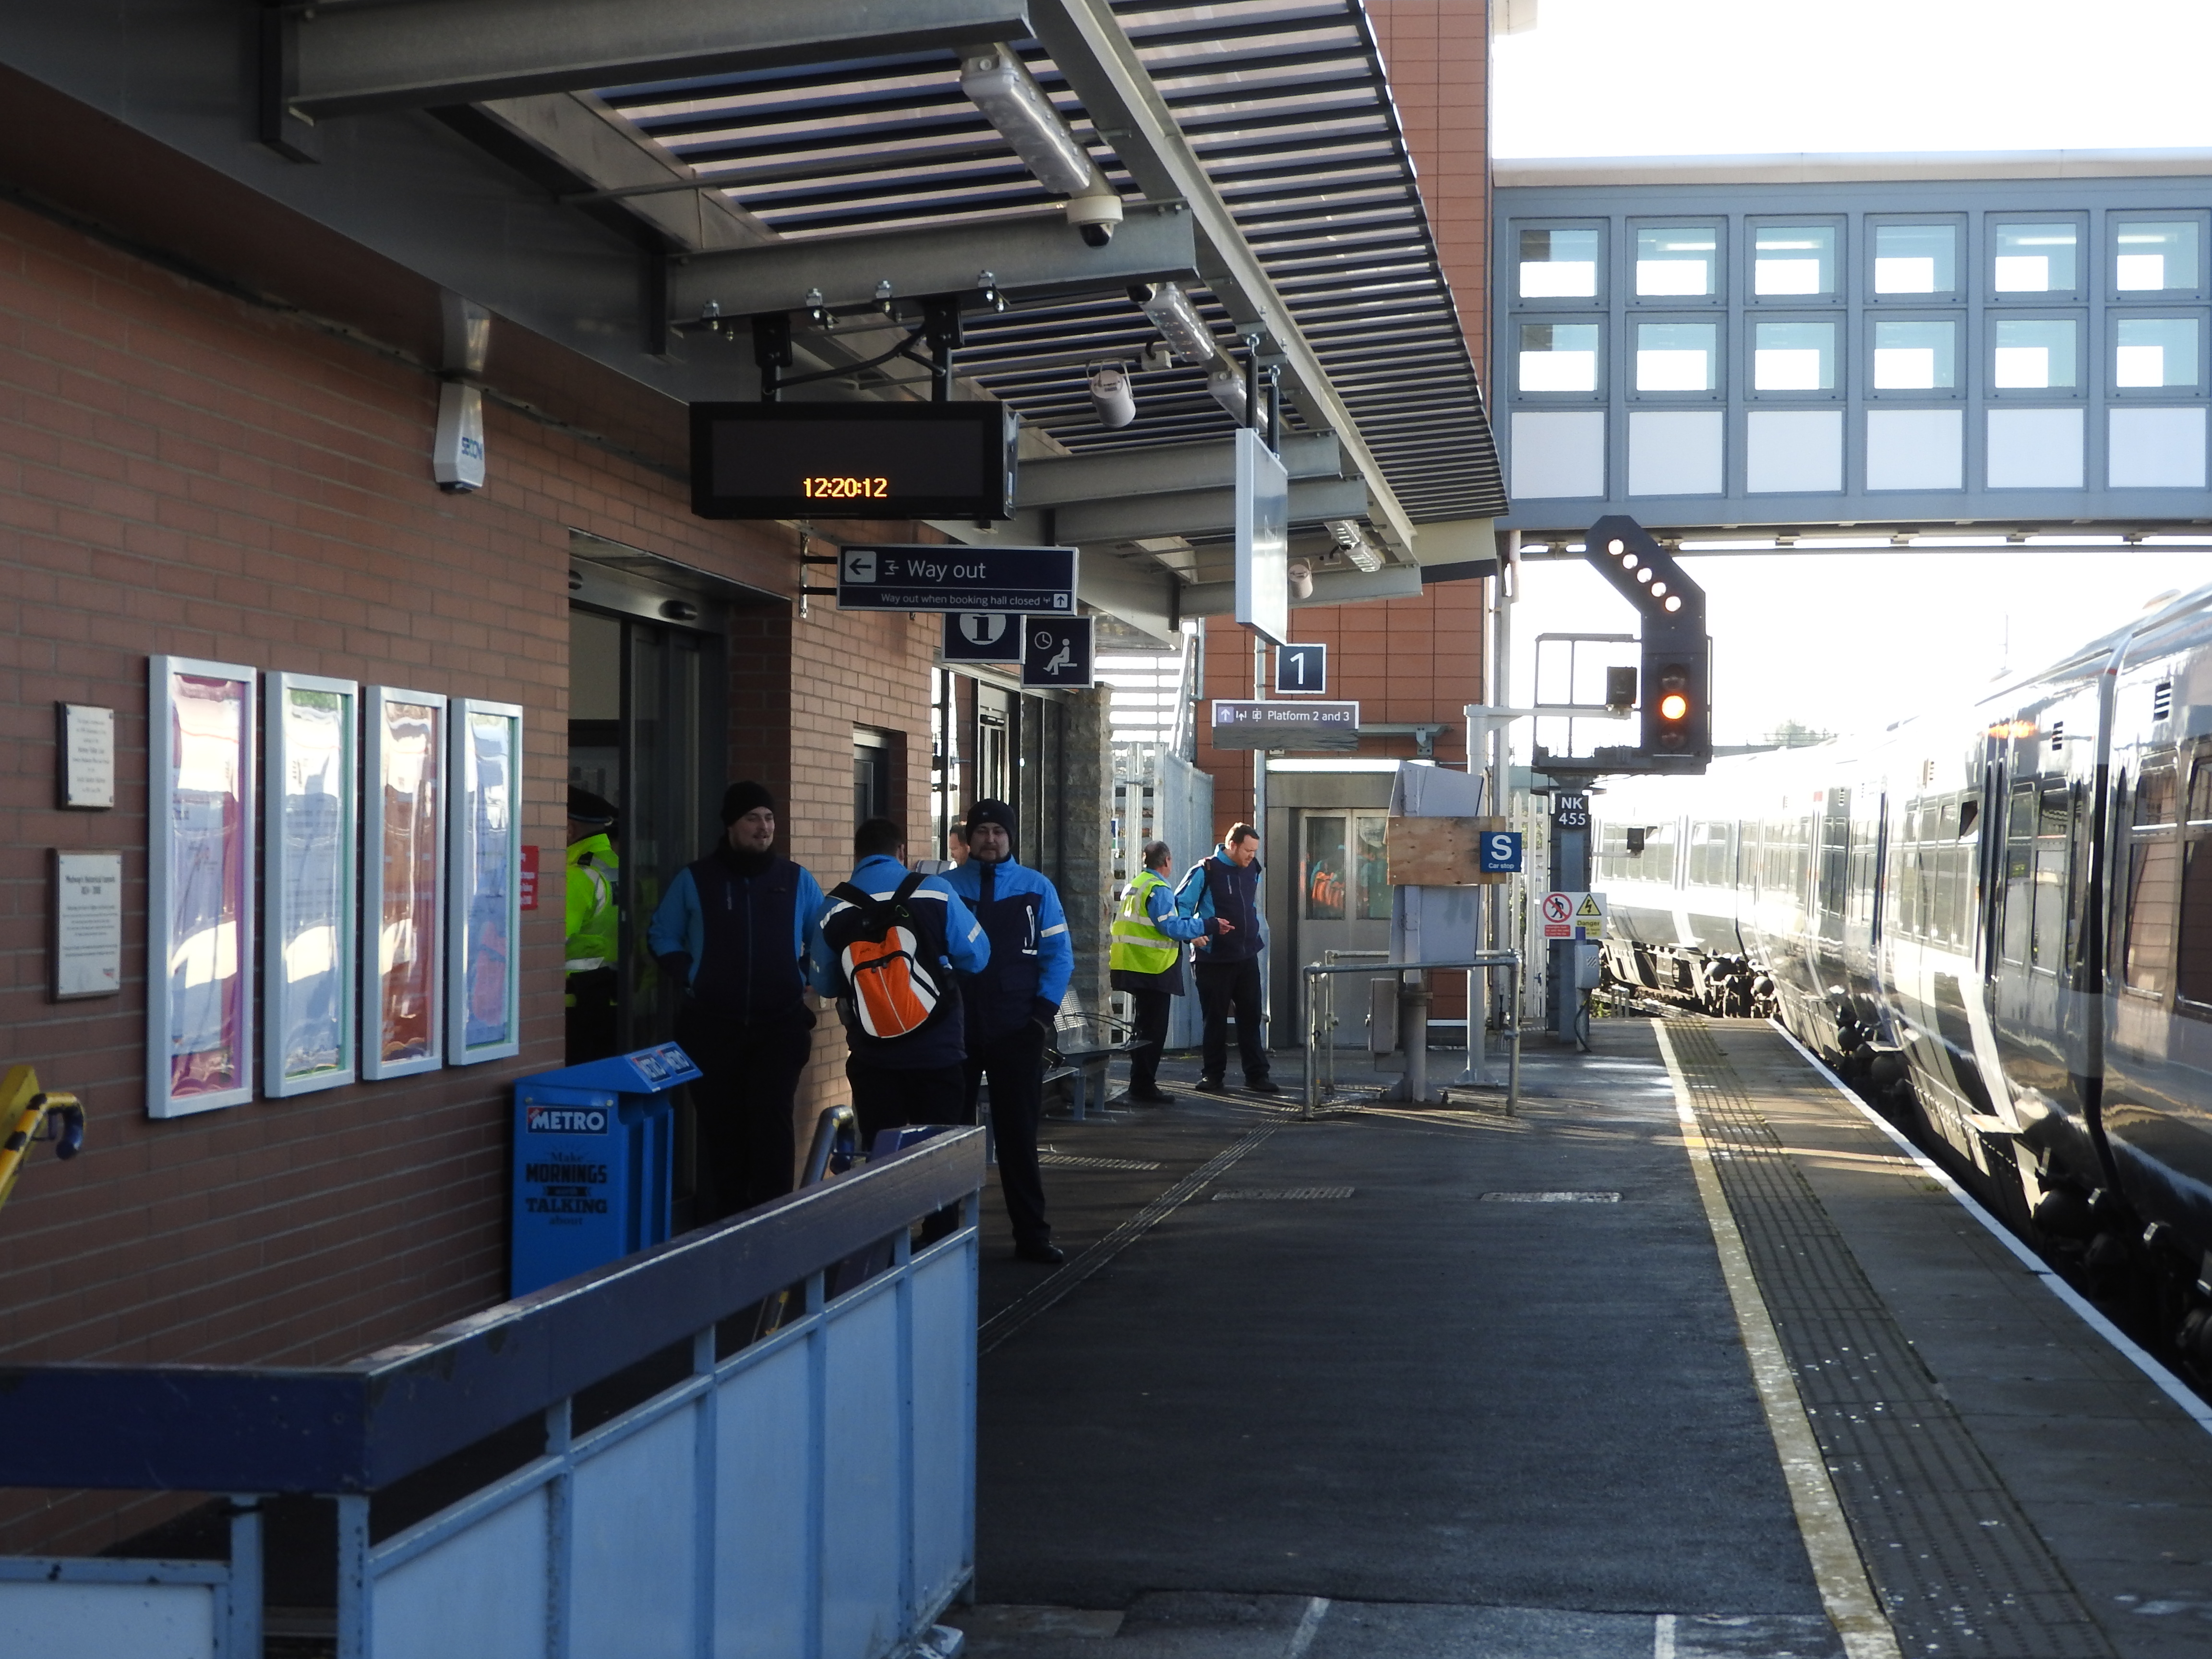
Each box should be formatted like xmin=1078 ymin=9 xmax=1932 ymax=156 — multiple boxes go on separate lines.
xmin=1135 ymin=281 xmax=1219 ymax=365
xmin=1206 ymin=359 xmax=1249 ymax=421
xmin=1326 ymin=519 xmax=1387 ymax=573
xmin=961 ymin=48 xmax=1099 ymax=198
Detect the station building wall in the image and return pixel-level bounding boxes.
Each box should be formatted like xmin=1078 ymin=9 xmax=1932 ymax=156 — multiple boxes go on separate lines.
xmin=0 ymin=193 xmax=938 ymax=1553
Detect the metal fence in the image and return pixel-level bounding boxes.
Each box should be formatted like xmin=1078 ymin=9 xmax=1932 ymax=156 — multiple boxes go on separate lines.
xmin=0 ymin=1128 xmax=986 ymax=1659
xmin=1302 ymin=955 xmax=1524 ymax=1118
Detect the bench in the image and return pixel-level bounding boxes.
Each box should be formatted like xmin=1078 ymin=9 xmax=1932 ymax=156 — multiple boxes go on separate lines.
xmin=1046 ymin=1010 xmax=1139 ymax=1120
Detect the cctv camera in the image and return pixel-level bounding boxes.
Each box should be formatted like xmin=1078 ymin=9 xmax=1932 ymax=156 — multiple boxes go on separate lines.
xmin=1287 ymin=560 xmax=1314 ymax=601
xmin=1087 ymin=363 xmax=1136 ymax=430
xmin=1067 ymin=191 xmax=1123 ymax=248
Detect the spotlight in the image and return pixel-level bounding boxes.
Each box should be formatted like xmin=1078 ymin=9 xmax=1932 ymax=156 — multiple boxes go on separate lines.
xmin=1134 ymin=282 xmax=1219 ymax=364
xmin=1087 ymin=362 xmax=1136 ymax=429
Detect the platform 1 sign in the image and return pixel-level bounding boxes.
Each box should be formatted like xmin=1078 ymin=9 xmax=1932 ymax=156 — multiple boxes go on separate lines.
xmin=836 ymin=544 xmax=1076 ymax=613
xmin=1211 ymin=699 xmax=1359 ymax=751
xmin=1539 ymin=890 xmax=1607 ymax=940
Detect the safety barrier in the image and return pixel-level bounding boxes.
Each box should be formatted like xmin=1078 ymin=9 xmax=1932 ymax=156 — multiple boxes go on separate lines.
xmin=0 ymin=1126 xmax=986 ymax=1659
xmin=1302 ymin=954 xmax=1523 ymax=1120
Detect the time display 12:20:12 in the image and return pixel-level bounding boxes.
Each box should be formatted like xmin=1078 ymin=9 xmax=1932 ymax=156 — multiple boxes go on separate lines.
xmin=801 ymin=476 xmax=890 ymax=500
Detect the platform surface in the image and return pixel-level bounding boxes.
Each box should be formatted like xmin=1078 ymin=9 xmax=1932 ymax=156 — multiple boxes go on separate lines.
xmin=956 ymin=1020 xmax=2212 ymax=1659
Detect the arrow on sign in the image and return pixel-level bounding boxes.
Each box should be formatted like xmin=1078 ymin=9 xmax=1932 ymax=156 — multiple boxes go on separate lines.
xmin=843 ymin=550 xmax=877 ymax=583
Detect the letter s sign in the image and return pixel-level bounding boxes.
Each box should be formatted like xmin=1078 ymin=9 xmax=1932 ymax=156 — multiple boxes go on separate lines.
xmin=1479 ymin=831 xmax=1524 ymax=874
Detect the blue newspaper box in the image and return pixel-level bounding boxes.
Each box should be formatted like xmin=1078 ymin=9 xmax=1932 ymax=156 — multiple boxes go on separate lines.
xmin=511 ymin=1043 xmax=702 ymax=1298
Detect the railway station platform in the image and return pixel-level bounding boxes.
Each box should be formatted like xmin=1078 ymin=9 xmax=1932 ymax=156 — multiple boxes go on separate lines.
xmin=954 ymin=1022 xmax=2212 ymax=1659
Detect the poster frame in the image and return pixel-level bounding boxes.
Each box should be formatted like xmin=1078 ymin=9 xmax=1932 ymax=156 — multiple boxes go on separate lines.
xmin=446 ymin=697 xmax=524 ymax=1067
xmin=264 ymin=672 xmax=359 ymax=1098
xmin=362 ymin=685 xmax=448 ymax=1082
xmin=50 ymin=848 xmax=123 ymax=1001
xmin=147 ymin=655 xmax=257 ymax=1118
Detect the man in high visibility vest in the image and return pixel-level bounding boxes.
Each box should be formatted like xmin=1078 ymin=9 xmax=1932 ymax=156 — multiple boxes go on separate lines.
xmin=565 ymin=787 xmax=620 ymax=1063
xmin=1109 ymin=839 xmax=1212 ymax=1104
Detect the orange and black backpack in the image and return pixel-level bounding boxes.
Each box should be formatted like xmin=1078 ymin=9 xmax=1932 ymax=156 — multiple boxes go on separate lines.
xmin=822 ymin=872 xmax=952 ymax=1041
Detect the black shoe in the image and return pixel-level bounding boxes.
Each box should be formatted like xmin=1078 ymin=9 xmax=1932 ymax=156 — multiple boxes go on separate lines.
xmin=1130 ymin=1086 xmax=1175 ymax=1105
xmin=1244 ymin=1077 xmax=1284 ymax=1096
xmin=1196 ymin=1075 xmax=1226 ymax=1093
xmin=1014 ymin=1239 xmax=1067 ymax=1265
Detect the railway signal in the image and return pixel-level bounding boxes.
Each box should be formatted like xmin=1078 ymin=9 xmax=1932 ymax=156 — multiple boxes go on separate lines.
xmin=1578 ymin=515 xmax=1711 ymax=772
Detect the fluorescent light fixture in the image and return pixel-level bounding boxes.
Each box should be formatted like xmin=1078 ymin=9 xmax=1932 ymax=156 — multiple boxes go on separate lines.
xmin=960 ymin=48 xmax=1099 ymax=198
xmin=1207 ymin=359 xmax=1250 ymax=421
xmin=1326 ymin=519 xmax=1388 ymax=573
xmin=1139 ymin=281 xmax=1218 ymax=364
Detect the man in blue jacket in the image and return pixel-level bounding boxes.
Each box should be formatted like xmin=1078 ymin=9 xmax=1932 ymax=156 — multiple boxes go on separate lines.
xmin=1176 ymin=823 xmax=1281 ymax=1095
xmin=943 ymin=800 xmax=1073 ymax=1264
xmin=813 ymin=817 xmax=990 ymax=1146
xmin=649 ymin=782 xmax=832 ymax=1219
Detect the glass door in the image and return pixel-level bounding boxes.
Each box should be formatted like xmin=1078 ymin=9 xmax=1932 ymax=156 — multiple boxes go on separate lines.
xmin=1298 ymin=809 xmax=1394 ymax=1046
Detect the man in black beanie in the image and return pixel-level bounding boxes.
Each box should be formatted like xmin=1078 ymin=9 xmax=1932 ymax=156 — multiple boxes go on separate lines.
xmin=648 ymin=781 xmax=830 ymax=1218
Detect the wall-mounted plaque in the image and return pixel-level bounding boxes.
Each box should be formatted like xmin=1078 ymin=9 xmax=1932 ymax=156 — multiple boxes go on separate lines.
xmin=51 ymin=850 xmax=121 ymax=999
xmin=266 ymin=673 xmax=359 ymax=1097
xmin=448 ymin=698 xmax=523 ymax=1066
xmin=363 ymin=686 xmax=446 ymax=1080
xmin=57 ymin=702 xmax=115 ymax=809
xmin=148 ymin=657 xmax=256 ymax=1117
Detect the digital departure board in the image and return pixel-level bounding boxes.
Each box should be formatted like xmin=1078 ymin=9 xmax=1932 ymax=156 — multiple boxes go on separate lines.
xmin=689 ymin=402 xmax=1019 ymax=521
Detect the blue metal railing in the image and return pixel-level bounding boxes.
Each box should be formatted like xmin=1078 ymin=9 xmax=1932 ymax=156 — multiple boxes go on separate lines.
xmin=0 ymin=1126 xmax=986 ymax=1659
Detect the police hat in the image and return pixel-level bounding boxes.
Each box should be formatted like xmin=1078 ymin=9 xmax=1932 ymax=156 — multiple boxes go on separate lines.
xmin=567 ymin=786 xmax=617 ymax=827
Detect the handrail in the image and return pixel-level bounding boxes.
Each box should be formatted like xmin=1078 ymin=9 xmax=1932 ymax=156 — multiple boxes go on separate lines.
xmin=0 ymin=1126 xmax=986 ymax=1495
xmin=1302 ymin=954 xmax=1522 ymax=1120
xmin=1316 ymin=950 xmax=1391 ymax=1098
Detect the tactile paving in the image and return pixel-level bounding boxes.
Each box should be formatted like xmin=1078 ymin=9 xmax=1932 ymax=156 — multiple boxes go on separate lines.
xmin=1667 ymin=1020 xmax=2117 ymax=1659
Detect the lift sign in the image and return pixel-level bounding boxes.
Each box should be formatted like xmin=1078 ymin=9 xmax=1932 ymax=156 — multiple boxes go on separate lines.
xmin=525 ymin=1106 xmax=609 ymax=1134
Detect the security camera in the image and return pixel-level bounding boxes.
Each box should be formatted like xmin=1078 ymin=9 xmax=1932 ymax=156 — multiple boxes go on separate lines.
xmin=1087 ymin=362 xmax=1136 ymax=429
xmin=1287 ymin=560 xmax=1314 ymax=601
xmin=1067 ymin=190 xmax=1123 ymax=248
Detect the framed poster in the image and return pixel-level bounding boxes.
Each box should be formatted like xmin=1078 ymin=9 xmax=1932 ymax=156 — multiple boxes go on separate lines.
xmin=265 ymin=673 xmax=358 ymax=1096
xmin=148 ymin=657 xmax=256 ymax=1117
xmin=447 ymin=698 xmax=523 ymax=1066
xmin=362 ymin=686 xmax=446 ymax=1080
xmin=51 ymin=850 xmax=122 ymax=999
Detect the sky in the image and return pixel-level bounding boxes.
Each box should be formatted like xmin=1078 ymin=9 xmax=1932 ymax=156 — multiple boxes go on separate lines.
xmin=1492 ymin=1 xmax=2212 ymax=159
xmin=1491 ymin=1 xmax=2212 ymax=753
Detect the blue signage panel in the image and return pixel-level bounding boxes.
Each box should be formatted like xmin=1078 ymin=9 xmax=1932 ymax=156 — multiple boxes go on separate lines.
xmin=1210 ymin=699 xmax=1359 ymax=751
xmin=1479 ymin=830 xmax=1524 ymax=873
xmin=1022 ymin=616 xmax=1094 ymax=688
xmin=1274 ymin=642 xmax=1327 ymax=695
xmin=943 ymin=611 xmax=1023 ymax=662
xmin=836 ymin=544 xmax=1077 ymax=613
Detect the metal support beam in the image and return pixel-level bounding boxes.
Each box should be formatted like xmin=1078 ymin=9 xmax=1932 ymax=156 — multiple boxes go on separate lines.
xmin=664 ymin=204 xmax=1197 ymax=321
xmin=286 ymin=0 xmax=1033 ymax=118
xmin=1054 ymin=477 xmax=1367 ymax=545
xmin=1029 ymin=0 xmax=1420 ymax=558
xmin=1017 ymin=432 xmax=1342 ymax=507
xmin=1177 ymin=563 xmax=1423 ymax=617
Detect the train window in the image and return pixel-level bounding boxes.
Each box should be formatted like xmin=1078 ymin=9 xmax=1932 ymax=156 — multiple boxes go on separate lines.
xmin=2007 ymin=780 xmax=2037 ymax=842
xmin=2124 ymin=838 xmax=2179 ymax=994
xmin=2000 ymin=782 xmax=2035 ymax=965
xmin=1872 ymin=222 xmax=1958 ymax=297
xmin=2174 ymin=842 xmax=2212 ymax=1007
xmin=1991 ymin=221 xmax=2080 ymax=296
xmin=1302 ymin=814 xmax=1347 ymax=921
xmin=1635 ymin=226 xmax=1719 ymax=299
xmin=1992 ymin=317 xmax=2079 ymax=391
xmin=1753 ymin=224 xmax=1836 ymax=298
xmin=2188 ymin=757 xmax=2212 ymax=823
xmin=2032 ymin=842 xmax=2068 ymax=972
xmin=1517 ymin=322 xmax=1601 ymax=395
xmin=1753 ymin=319 xmax=1838 ymax=392
xmin=2137 ymin=764 xmax=2177 ymax=826
xmin=1518 ymin=226 xmax=1600 ymax=300
xmin=2038 ymin=778 xmax=2071 ymax=838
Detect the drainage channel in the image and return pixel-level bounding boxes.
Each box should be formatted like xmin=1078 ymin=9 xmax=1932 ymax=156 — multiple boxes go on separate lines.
xmin=1662 ymin=1019 xmax=2117 ymax=1659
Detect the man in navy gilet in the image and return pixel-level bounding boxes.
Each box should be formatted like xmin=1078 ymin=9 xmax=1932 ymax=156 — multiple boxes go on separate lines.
xmin=649 ymin=782 xmax=830 ymax=1219
xmin=1176 ymin=823 xmax=1281 ymax=1094
xmin=943 ymin=800 xmax=1074 ymax=1264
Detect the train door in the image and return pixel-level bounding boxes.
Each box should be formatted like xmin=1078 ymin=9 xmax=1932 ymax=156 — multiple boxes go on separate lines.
xmin=567 ymin=604 xmax=723 ymax=1059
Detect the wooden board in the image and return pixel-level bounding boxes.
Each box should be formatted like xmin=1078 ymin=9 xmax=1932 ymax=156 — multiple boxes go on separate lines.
xmin=1386 ymin=816 xmax=1511 ymax=886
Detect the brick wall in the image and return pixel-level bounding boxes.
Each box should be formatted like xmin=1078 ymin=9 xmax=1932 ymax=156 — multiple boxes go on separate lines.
xmin=0 ymin=194 xmax=939 ymax=1551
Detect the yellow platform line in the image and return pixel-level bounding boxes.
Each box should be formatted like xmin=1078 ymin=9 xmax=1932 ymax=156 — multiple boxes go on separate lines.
xmin=1654 ymin=1022 xmax=1902 ymax=1659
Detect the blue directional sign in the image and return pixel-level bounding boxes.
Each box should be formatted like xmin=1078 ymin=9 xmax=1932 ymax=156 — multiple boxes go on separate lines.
xmin=1022 ymin=616 xmax=1094 ymax=688
xmin=1479 ymin=830 xmax=1524 ymax=873
xmin=836 ymin=544 xmax=1076 ymax=613
xmin=943 ymin=612 xmax=1022 ymax=662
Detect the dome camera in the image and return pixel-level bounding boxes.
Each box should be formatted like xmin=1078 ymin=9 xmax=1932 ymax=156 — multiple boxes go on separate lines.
xmin=1067 ymin=190 xmax=1123 ymax=248
xmin=1087 ymin=362 xmax=1136 ymax=429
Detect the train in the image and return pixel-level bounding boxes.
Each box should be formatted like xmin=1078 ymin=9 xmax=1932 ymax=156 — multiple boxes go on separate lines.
xmin=1588 ymin=584 xmax=2212 ymax=1381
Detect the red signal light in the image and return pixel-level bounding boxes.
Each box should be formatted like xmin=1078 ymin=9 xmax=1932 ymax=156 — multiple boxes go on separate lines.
xmin=1659 ymin=692 xmax=1689 ymax=721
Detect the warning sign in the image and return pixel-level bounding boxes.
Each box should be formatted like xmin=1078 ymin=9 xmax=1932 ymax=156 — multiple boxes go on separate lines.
xmin=1540 ymin=891 xmax=1608 ymax=941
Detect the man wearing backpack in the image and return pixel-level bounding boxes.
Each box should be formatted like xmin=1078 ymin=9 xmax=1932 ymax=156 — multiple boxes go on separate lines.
xmin=943 ymin=800 xmax=1073 ymax=1264
xmin=814 ymin=817 xmax=989 ymax=1143
xmin=649 ymin=782 xmax=830 ymax=1219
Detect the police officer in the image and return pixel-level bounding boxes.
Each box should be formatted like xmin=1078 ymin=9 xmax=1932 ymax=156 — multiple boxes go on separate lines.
xmin=944 ymin=800 xmax=1072 ymax=1264
xmin=564 ymin=787 xmax=620 ymax=1064
xmin=1109 ymin=839 xmax=1211 ymax=1104
xmin=1176 ymin=823 xmax=1281 ymax=1095
xmin=649 ymin=782 xmax=830 ymax=1219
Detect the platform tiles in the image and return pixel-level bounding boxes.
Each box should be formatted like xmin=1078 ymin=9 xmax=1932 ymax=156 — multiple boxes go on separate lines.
xmin=961 ymin=1024 xmax=2212 ymax=1659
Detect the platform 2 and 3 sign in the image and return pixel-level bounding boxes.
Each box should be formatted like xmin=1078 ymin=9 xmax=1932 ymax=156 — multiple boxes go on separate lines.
xmin=1211 ymin=699 xmax=1359 ymax=751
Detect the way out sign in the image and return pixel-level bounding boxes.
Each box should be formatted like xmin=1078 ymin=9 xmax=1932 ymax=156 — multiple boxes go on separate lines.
xmin=1540 ymin=890 xmax=1606 ymax=940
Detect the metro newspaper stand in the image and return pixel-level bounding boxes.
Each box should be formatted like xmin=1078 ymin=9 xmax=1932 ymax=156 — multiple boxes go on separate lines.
xmin=511 ymin=1043 xmax=701 ymax=1297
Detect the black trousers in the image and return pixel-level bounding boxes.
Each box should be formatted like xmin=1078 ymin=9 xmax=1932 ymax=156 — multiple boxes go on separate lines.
xmin=564 ymin=968 xmax=618 ymax=1066
xmin=964 ymin=1023 xmax=1050 ymax=1248
xmin=676 ymin=1007 xmax=815 ymax=1222
xmin=845 ymin=1055 xmax=970 ymax=1150
xmin=1194 ymin=956 xmax=1269 ymax=1082
xmin=1126 ymin=988 xmax=1173 ymax=1092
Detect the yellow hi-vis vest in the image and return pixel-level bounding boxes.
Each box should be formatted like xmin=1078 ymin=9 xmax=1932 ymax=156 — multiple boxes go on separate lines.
xmin=1109 ymin=870 xmax=1180 ymax=976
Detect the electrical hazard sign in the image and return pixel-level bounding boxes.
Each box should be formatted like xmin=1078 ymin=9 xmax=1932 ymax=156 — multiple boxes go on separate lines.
xmin=1540 ymin=890 xmax=1607 ymax=941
